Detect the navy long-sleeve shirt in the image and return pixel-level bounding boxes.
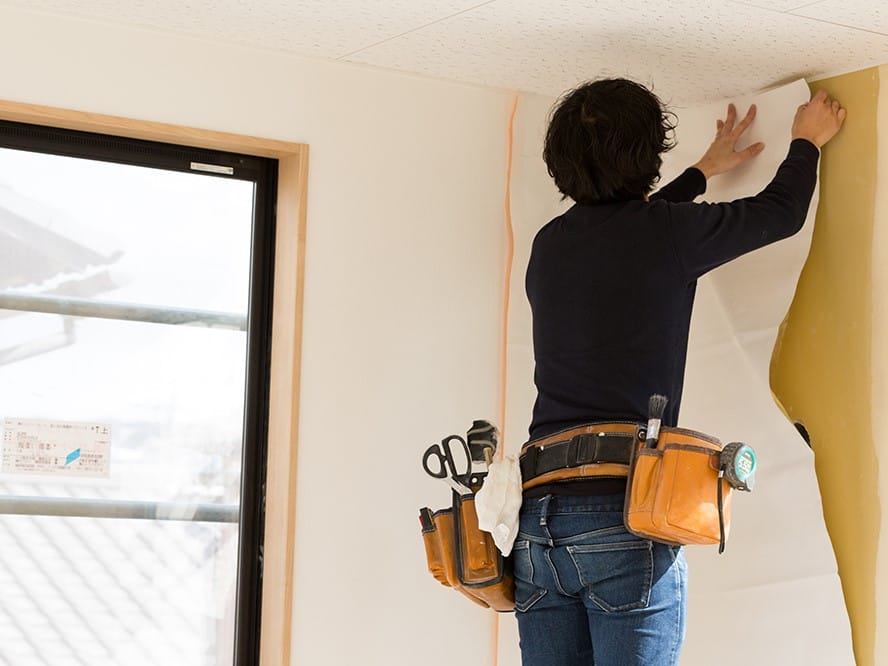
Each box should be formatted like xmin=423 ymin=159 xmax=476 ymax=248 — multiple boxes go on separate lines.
xmin=526 ymin=139 xmax=820 ymax=442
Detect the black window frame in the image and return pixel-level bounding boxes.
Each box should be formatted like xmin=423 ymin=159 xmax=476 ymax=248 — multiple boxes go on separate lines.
xmin=0 ymin=119 xmax=277 ymax=666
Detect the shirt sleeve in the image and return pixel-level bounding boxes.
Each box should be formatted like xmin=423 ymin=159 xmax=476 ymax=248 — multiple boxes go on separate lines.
xmin=650 ymin=167 xmax=707 ymax=203
xmin=665 ymin=139 xmax=820 ymax=281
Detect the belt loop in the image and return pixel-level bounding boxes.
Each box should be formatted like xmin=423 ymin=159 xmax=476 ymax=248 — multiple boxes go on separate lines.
xmin=538 ymin=494 xmax=552 ymax=527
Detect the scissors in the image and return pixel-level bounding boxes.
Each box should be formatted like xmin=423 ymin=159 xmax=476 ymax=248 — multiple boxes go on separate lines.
xmin=422 ymin=435 xmax=473 ymax=495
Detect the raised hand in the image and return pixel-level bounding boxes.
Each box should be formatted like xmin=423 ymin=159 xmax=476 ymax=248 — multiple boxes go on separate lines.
xmin=692 ymin=103 xmax=765 ymax=180
xmin=791 ymin=88 xmax=846 ymax=148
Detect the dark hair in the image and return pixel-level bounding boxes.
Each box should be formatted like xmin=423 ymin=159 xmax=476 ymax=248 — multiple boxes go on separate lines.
xmin=543 ymin=78 xmax=676 ymax=204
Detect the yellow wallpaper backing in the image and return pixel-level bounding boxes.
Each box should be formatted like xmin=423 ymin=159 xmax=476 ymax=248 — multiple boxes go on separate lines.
xmin=771 ymin=66 xmax=880 ymax=666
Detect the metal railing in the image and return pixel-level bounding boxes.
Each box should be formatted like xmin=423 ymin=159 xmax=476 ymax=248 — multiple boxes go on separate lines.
xmin=0 ymin=291 xmax=247 ymax=330
xmin=0 ymin=495 xmax=239 ymax=523
xmin=0 ymin=290 xmax=245 ymax=524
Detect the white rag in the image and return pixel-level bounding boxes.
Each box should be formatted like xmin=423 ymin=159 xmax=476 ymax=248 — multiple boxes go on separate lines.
xmin=474 ymin=454 xmax=523 ymax=556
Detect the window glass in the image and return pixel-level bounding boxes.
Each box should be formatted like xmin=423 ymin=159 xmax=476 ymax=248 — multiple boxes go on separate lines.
xmin=0 ymin=138 xmax=269 ymax=666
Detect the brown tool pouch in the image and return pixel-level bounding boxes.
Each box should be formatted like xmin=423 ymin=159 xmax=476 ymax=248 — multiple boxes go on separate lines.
xmin=419 ymin=492 xmax=514 ymax=612
xmin=624 ymin=427 xmax=732 ymax=551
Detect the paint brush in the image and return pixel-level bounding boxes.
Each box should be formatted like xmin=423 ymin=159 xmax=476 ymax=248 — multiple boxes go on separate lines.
xmin=467 ymin=419 xmax=498 ymax=467
xmin=645 ymin=394 xmax=668 ymax=448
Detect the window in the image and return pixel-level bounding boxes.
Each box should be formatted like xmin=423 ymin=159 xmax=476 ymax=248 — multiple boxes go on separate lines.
xmin=0 ymin=120 xmax=277 ymax=665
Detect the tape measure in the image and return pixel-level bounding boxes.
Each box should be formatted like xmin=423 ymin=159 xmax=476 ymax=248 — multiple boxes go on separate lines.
xmin=720 ymin=442 xmax=756 ymax=492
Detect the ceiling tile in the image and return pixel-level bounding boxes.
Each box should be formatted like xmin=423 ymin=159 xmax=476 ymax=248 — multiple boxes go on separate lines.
xmin=0 ymin=0 xmax=492 ymax=58
xmin=2 ymin=0 xmax=887 ymax=103
xmin=728 ymin=0 xmax=827 ymax=12
xmin=346 ymin=0 xmax=888 ymax=103
xmin=791 ymin=0 xmax=888 ymax=36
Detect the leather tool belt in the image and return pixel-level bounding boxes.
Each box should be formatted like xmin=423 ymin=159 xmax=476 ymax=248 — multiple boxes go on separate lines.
xmin=520 ymin=422 xmax=638 ymax=491
xmin=520 ymin=421 xmax=740 ymax=551
xmin=420 ymin=419 xmax=748 ymax=616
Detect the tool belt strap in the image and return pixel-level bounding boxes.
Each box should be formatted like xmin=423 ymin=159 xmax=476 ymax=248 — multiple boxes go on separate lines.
xmin=520 ymin=423 xmax=638 ymax=488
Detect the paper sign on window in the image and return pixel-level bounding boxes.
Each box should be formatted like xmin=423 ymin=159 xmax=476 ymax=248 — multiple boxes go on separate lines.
xmin=2 ymin=417 xmax=111 ymax=477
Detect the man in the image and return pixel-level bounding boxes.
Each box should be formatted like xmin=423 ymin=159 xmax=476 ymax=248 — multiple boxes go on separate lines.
xmin=514 ymin=79 xmax=845 ymax=665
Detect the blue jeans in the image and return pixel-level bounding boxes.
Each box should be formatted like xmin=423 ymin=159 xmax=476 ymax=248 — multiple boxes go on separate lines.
xmin=513 ymin=493 xmax=687 ymax=666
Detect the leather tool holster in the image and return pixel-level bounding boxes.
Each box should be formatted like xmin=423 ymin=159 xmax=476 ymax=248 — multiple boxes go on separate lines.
xmin=419 ymin=490 xmax=514 ymax=612
xmin=624 ymin=426 xmax=732 ymax=549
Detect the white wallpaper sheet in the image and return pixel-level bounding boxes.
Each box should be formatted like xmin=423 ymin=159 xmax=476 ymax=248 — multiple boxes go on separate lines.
xmin=500 ymin=80 xmax=855 ymax=665
xmin=662 ymin=80 xmax=854 ymax=665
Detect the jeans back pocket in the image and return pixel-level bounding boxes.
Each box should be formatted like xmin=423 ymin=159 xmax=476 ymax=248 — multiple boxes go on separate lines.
xmin=566 ymin=540 xmax=653 ymax=612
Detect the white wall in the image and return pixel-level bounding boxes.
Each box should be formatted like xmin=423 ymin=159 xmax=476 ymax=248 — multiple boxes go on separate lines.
xmin=496 ymin=90 xmax=567 ymax=666
xmin=2 ymin=7 xmax=864 ymax=666
xmin=0 ymin=6 xmax=554 ymax=664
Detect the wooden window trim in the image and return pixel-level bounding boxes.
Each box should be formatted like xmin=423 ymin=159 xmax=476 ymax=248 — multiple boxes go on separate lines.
xmin=0 ymin=99 xmax=307 ymax=666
